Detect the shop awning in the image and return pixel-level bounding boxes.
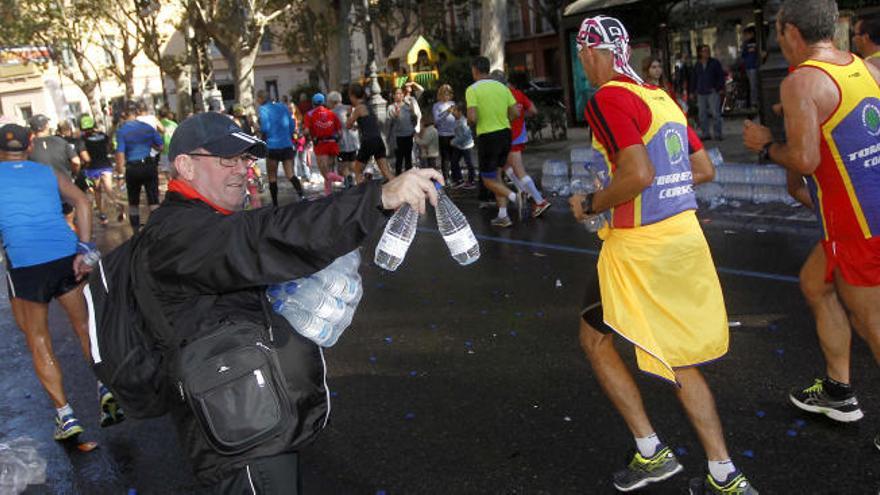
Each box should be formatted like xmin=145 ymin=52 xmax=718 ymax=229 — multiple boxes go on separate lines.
xmin=563 ymin=0 xmax=644 ymax=17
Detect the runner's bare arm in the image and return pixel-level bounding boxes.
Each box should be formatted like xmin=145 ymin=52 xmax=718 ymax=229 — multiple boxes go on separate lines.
xmin=345 ymin=105 xmax=363 ymax=129
xmin=507 ymin=103 xmax=520 ymax=122
xmin=590 ymin=144 xmax=655 ymax=213
xmin=786 ymin=170 xmax=814 ymax=209
xmin=689 ymin=149 xmax=715 ymax=185
xmin=467 ymin=106 xmax=477 ymax=125
xmin=743 ymin=69 xmax=823 ymax=175
xmin=114 ymin=151 xmax=125 ymax=175
xmin=56 ymin=170 xmax=93 ymax=278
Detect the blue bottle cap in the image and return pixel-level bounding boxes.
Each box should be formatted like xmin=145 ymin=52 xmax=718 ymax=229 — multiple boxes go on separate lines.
xmin=433 ymin=179 xmax=443 ymax=192
xmin=283 ymin=281 xmax=298 ymax=295
xmin=271 ymin=299 xmax=285 ymax=313
xmin=266 ymin=285 xmax=283 ymax=299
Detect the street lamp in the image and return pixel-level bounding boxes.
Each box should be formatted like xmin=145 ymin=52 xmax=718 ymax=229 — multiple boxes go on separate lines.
xmin=361 ymin=0 xmax=388 ymax=146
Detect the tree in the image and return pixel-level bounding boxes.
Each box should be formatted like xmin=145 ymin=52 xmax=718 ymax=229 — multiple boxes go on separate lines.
xmin=280 ymin=0 xmax=339 ymax=90
xmin=480 ymin=0 xmax=506 ymax=70
xmin=95 ymin=2 xmax=143 ymax=101
xmin=517 ymin=0 xmax=568 ymax=34
xmin=5 ymin=0 xmax=113 ymax=124
xmin=185 ymin=0 xmax=293 ymax=112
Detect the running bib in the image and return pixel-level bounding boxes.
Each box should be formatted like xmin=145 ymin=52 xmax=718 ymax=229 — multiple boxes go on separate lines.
xmin=376 ymin=234 xmax=410 ymax=258
xmin=442 ymin=227 xmax=477 ymax=256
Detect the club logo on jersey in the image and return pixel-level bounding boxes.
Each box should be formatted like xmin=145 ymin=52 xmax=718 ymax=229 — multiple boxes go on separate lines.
xmin=863 ymin=103 xmax=880 ymax=137
xmin=664 ymin=129 xmax=685 ymax=165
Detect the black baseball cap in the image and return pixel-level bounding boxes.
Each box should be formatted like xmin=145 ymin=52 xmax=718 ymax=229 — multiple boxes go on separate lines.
xmin=169 ymin=112 xmax=266 ymax=162
xmin=28 ymin=114 xmax=50 ymax=132
xmin=0 ymin=124 xmax=31 ymax=152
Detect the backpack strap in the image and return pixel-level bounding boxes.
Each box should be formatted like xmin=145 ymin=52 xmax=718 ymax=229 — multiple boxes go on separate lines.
xmin=128 ymin=231 xmax=178 ymax=349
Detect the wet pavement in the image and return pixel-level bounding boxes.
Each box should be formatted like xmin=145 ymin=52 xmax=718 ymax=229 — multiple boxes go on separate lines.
xmin=2 ymin=163 xmax=879 ymax=494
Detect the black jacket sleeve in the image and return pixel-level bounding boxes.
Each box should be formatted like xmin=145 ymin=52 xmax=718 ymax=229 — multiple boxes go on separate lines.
xmin=148 ymin=181 xmax=390 ymax=293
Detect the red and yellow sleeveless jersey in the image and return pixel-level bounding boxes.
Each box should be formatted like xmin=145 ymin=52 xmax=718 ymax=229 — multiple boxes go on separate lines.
xmin=586 ymin=79 xmax=698 ymax=228
xmin=798 ymin=56 xmax=880 ymax=241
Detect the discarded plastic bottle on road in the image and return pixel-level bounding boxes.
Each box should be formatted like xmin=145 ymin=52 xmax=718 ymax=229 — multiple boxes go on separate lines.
xmin=272 ymin=299 xmax=335 ymax=345
xmin=0 ymin=436 xmax=46 ymax=494
xmin=375 ymin=204 xmax=418 ymax=271
xmin=434 ymin=182 xmax=480 ymax=266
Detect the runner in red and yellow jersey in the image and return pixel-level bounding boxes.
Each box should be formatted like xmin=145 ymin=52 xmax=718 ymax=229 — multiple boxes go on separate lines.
xmin=571 ymin=15 xmax=757 ymax=494
xmin=744 ymin=0 xmax=880 ymax=451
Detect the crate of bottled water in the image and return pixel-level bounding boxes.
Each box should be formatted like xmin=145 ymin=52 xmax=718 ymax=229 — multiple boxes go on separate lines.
xmin=541 ymin=159 xmax=570 ymax=196
xmin=570 ymin=146 xmax=594 ymax=164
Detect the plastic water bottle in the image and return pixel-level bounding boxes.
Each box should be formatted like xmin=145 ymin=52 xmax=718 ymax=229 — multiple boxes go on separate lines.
xmin=707 ymin=147 xmax=724 ymax=167
xmin=280 ymin=280 xmax=346 ymax=322
xmin=570 ymin=172 xmax=607 ymax=232
xmin=375 ymin=204 xmax=418 ymax=271
xmin=434 ymin=183 xmax=480 ymax=265
xmin=312 ymin=251 xmax=363 ymax=303
xmin=272 ymin=299 xmax=334 ymax=344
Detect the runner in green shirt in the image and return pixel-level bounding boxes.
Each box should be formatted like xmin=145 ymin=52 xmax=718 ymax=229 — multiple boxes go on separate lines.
xmin=465 ymin=56 xmax=520 ymax=227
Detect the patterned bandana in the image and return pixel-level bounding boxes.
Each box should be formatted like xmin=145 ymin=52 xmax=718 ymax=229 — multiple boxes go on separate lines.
xmin=576 ymin=15 xmax=644 ymax=85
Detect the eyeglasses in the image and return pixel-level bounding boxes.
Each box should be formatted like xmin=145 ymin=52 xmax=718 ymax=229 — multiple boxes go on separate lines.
xmin=187 ymin=153 xmax=258 ymax=167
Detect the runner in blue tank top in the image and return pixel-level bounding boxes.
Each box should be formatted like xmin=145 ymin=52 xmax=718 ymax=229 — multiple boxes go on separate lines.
xmin=0 ymin=124 xmax=125 ymax=442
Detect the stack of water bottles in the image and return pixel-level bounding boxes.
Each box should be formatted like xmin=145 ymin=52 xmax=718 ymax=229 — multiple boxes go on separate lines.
xmin=0 ymin=436 xmax=46 ymax=495
xmin=570 ymin=165 xmax=609 ymax=232
xmin=375 ymin=181 xmax=480 ymax=271
xmin=541 ymin=159 xmax=571 ymax=196
xmin=267 ymin=250 xmax=363 ymax=347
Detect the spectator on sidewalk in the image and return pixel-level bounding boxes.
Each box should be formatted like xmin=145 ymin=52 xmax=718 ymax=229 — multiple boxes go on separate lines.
xmin=853 ymin=17 xmax=880 ymax=69
xmin=691 ymin=44 xmax=726 ymax=140
xmin=741 ymin=27 xmax=761 ymax=108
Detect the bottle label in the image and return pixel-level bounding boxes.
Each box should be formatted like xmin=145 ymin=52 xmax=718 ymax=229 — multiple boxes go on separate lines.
xmin=443 ymin=227 xmax=477 ymax=256
xmin=376 ymin=233 xmax=410 ymax=258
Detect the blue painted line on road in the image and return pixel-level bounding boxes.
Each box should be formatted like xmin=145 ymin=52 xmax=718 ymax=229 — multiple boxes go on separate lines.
xmin=417 ymin=227 xmax=799 ymax=284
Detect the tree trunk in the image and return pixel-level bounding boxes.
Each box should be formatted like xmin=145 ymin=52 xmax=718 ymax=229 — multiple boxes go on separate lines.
xmin=480 ymin=0 xmax=506 ymax=71
xmin=84 ymin=84 xmax=104 ymax=128
xmin=122 ymin=41 xmax=136 ymax=101
xmin=173 ymin=68 xmax=192 ymax=118
xmin=234 ymin=47 xmax=259 ymax=114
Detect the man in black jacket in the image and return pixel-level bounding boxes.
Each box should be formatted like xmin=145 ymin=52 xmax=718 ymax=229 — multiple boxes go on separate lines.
xmin=141 ymin=112 xmax=441 ymax=493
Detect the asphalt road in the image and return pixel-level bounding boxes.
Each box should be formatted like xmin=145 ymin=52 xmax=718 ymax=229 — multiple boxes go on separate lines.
xmin=2 ymin=185 xmax=878 ymax=495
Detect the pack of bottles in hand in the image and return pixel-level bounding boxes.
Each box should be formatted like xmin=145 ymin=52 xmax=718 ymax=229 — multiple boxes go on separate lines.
xmin=570 ymin=165 xmax=610 ymax=232
xmin=267 ymin=250 xmax=363 ymax=347
xmin=375 ymin=182 xmax=480 ymax=271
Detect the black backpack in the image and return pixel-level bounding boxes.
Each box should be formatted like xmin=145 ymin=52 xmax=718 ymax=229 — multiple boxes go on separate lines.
xmin=84 ymin=233 xmax=173 ymax=418
xmin=86 ymin=233 xmax=293 ymax=454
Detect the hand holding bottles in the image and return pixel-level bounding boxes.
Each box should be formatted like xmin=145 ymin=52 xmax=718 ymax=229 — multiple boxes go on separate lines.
xmin=380 ymin=168 xmax=444 ymax=214
xmin=569 ymin=168 xmax=608 ymax=232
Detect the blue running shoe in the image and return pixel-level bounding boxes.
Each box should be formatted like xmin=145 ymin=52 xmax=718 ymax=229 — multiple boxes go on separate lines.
xmin=54 ymin=413 xmax=84 ymax=441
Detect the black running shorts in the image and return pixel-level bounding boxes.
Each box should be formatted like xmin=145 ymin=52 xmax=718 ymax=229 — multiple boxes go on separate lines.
xmin=356 ymin=137 xmax=387 ymax=164
xmin=581 ymin=261 xmax=613 ymax=334
xmin=266 ymin=147 xmax=295 ymax=162
xmin=125 ymin=159 xmax=160 ymax=206
xmin=6 ymin=255 xmax=79 ymax=304
xmin=477 ymin=129 xmax=511 ymax=179
xmin=338 ymin=151 xmax=357 ymax=162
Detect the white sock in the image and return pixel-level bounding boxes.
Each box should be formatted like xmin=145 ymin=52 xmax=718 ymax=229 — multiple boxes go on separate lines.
xmin=708 ymin=459 xmax=736 ymax=483
xmin=56 ymin=403 xmax=74 ymax=419
xmin=522 ymin=176 xmax=544 ymax=203
xmin=498 ymin=207 xmax=508 ymax=218
xmin=507 ymin=192 xmax=517 ymax=203
xmin=635 ymin=433 xmax=661 ymax=457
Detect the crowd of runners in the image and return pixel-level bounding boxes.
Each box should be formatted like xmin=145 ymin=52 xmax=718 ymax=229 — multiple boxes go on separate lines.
xmin=0 ymin=0 xmax=876 ymax=493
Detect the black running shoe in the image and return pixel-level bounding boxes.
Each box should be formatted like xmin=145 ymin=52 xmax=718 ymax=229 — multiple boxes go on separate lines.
xmin=689 ymin=470 xmax=758 ymax=494
xmin=612 ymin=445 xmax=683 ymax=492
xmin=789 ymin=378 xmax=864 ymax=422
